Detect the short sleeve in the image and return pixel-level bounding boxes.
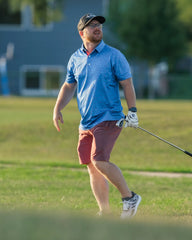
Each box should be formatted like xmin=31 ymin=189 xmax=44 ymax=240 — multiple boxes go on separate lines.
xmin=112 ymin=50 xmax=132 ymax=81
xmin=65 ymin=56 xmax=76 ymax=83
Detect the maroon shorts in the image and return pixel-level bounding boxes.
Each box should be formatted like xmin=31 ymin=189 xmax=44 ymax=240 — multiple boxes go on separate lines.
xmin=77 ymin=121 xmax=122 ymax=165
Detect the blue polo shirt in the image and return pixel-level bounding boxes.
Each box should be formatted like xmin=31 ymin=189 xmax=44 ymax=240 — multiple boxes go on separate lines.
xmin=65 ymin=40 xmax=132 ymax=130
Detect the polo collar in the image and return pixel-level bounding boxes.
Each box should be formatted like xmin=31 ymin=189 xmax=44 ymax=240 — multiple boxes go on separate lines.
xmin=95 ymin=40 xmax=105 ymax=53
xmin=81 ymin=40 xmax=105 ymax=54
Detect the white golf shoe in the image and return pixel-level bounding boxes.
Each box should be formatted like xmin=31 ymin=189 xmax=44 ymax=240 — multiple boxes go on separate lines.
xmin=120 ymin=192 xmax=141 ymax=219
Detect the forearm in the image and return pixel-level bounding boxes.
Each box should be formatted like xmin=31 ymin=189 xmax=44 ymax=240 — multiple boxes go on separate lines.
xmin=54 ymin=82 xmax=77 ymax=112
xmin=117 ymin=78 xmax=139 ymax=128
xmin=120 ymin=78 xmax=136 ymax=110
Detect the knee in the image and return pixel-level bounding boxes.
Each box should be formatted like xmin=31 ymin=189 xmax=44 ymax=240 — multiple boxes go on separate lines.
xmin=87 ymin=162 xmax=97 ymax=174
xmin=87 ymin=162 xmax=101 ymax=178
xmin=92 ymin=160 xmax=108 ymax=173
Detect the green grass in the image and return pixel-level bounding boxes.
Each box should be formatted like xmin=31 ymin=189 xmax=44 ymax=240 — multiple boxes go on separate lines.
xmin=1 ymin=210 xmax=192 ymax=240
xmin=0 ymin=97 xmax=192 ymax=228
xmin=1 ymin=211 xmax=192 ymax=240
xmin=1 ymin=97 xmax=192 ymax=172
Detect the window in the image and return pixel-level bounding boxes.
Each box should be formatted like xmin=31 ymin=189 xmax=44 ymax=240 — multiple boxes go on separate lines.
xmin=20 ymin=65 xmax=65 ymax=96
xmin=0 ymin=1 xmax=21 ymax=25
xmin=0 ymin=4 xmax=53 ymax=31
xmin=44 ymin=70 xmax=60 ymax=90
xmin=25 ymin=71 xmax=40 ymax=89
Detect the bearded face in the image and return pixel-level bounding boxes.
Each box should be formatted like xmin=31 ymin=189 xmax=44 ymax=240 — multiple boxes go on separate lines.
xmin=81 ymin=20 xmax=103 ymax=44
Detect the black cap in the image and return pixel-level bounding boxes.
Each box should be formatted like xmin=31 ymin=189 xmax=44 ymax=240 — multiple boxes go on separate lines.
xmin=77 ymin=13 xmax=105 ymax=31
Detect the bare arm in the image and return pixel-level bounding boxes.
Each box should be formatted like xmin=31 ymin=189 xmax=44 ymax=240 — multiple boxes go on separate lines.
xmin=119 ymin=78 xmax=136 ymax=111
xmin=53 ymin=82 xmax=77 ymax=131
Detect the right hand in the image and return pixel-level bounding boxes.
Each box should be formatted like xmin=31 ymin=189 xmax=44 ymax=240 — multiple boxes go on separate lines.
xmin=53 ymin=111 xmax=64 ymax=132
xmin=124 ymin=111 xmax=139 ymax=128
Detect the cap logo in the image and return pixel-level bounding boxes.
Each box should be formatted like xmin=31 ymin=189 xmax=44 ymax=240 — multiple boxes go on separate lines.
xmin=87 ymin=14 xmax=95 ymax=18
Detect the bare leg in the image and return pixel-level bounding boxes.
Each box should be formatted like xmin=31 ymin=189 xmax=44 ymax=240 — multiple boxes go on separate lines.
xmin=87 ymin=162 xmax=110 ymax=213
xmin=93 ymin=161 xmax=132 ymax=198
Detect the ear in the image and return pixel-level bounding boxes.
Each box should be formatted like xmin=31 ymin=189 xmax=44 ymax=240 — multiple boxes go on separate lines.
xmin=79 ymin=31 xmax=84 ymax=38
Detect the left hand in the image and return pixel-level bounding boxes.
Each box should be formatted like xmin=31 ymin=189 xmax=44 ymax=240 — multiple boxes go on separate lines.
xmin=124 ymin=111 xmax=139 ymax=128
xmin=53 ymin=110 xmax=64 ymax=132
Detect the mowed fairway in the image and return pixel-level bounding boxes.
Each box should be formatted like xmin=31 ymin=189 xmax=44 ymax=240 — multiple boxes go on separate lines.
xmin=0 ymin=97 xmax=192 ymax=238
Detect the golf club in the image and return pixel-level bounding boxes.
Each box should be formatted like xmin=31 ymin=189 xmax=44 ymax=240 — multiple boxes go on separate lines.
xmin=138 ymin=126 xmax=192 ymax=158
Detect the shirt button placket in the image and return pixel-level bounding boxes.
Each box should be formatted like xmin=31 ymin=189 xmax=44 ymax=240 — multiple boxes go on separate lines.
xmin=88 ymin=55 xmax=91 ymax=67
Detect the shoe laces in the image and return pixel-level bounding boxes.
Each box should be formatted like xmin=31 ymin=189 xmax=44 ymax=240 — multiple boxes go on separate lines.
xmin=122 ymin=196 xmax=138 ymax=210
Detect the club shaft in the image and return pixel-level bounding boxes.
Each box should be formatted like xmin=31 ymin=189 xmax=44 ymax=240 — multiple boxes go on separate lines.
xmin=138 ymin=126 xmax=185 ymax=152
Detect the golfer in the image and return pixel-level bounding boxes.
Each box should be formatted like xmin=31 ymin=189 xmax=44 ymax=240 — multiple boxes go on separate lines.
xmin=53 ymin=13 xmax=141 ymax=218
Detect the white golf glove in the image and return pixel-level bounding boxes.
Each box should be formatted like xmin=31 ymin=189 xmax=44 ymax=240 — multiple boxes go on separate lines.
xmin=124 ymin=111 xmax=139 ymax=128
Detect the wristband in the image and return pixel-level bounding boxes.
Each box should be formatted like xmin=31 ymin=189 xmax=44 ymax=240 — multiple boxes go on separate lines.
xmin=129 ymin=107 xmax=137 ymax=112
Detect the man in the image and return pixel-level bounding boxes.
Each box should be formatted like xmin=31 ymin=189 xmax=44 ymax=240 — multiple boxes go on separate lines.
xmin=53 ymin=13 xmax=141 ymax=218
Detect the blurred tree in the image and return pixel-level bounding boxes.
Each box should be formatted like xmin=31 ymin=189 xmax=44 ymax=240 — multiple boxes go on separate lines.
xmin=108 ymin=0 xmax=187 ymax=98
xmin=0 ymin=0 xmax=65 ymax=26
xmin=176 ymin=0 xmax=192 ymax=38
xmin=175 ymin=0 xmax=192 ymax=52
xmin=108 ymin=0 xmax=186 ymax=65
xmin=108 ymin=0 xmax=186 ymax=98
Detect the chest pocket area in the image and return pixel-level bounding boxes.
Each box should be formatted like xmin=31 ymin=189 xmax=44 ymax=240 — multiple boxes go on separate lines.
xmin=73 ymin=62 xmax=87 ymax=82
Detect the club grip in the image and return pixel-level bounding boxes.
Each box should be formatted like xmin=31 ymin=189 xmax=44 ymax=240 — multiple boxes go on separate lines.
xmin=184 ymin=151 xmax=192 ymax=157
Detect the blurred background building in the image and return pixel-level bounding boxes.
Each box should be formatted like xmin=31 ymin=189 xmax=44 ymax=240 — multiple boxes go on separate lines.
xmin=0 ymin=0 xmax=192 ymax=99
xmin=0 ymin=0 xmax=106 ymax=97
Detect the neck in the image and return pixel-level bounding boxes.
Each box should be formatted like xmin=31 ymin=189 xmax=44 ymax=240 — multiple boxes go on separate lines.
xmin=83 ymin=40 xmax=101 ymax=54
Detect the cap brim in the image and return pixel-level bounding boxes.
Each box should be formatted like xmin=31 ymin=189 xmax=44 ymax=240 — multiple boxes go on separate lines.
xmin=92 ymin=16 xmax=105 ymax=24
xmin=85 ymin=16 xmax=105 ymax=28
